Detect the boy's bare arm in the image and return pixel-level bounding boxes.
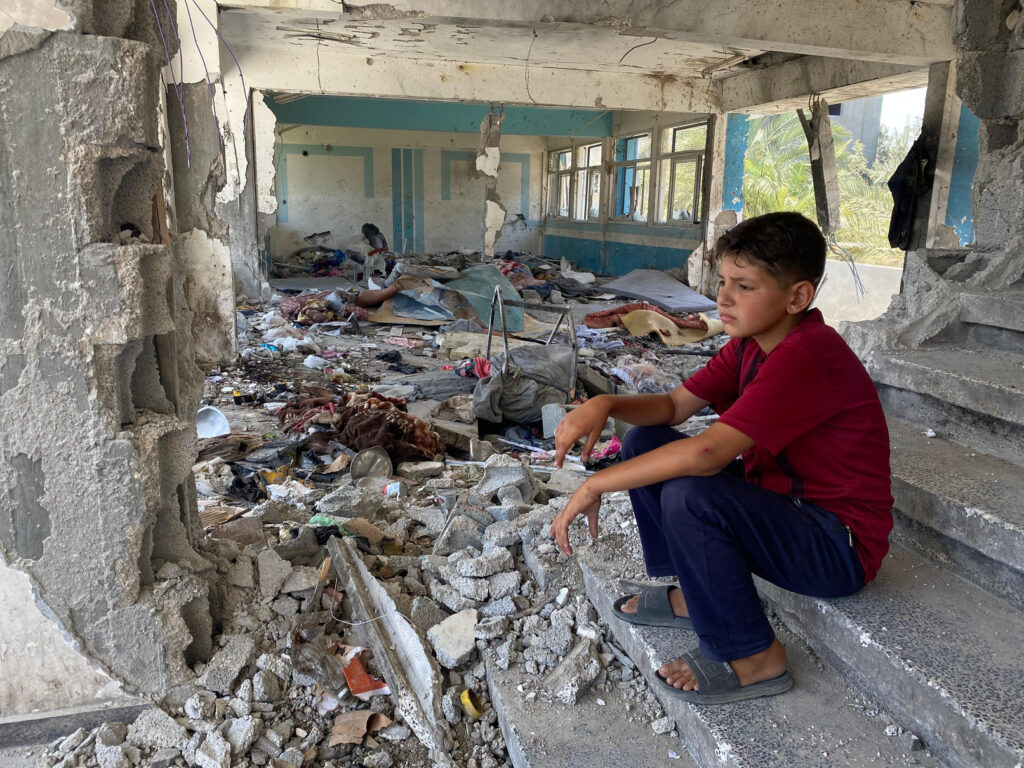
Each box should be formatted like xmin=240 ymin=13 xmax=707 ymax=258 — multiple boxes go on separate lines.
xmin=554 ymin=386 xmax=708 ymax=466
xmin=551 ymin=422 xmax=755 ymax=555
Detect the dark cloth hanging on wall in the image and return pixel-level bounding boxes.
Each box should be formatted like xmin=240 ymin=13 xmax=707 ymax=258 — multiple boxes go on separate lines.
xmin=886 ymin=135 xmax=930 ymax=250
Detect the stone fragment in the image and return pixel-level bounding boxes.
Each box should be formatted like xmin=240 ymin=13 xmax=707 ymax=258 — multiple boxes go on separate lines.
xmin=185 ymin=691 xmax=216 ymax=719
xmin=432 ymin=418 xmax=478 ymax=451
xmin=455 ymin=548 xmax=513 ymax=578
xmin=479 ymin=596 xmax=518 ymax=618
xmin=280 ymin=566 xmax=319 ymax=593
xmin=379 ymin=723 xmax=413 ymax=742
xmin=200 ymin=634 xmax=256 ymax=694
xmin=900 ymin=732 xmax=924 ymax=751
xmin=397 ymin=460 xmax=444 ymax=479
xmin=406 ymin=506 xmax=447 ymax=536
xmin=410 ymin=595 xmax=450 ymax=632
xmin=468 ymin=439 xmax=494 ymax=461
xmin=543 ymin=468 xmax=587 ymax=495
xmin=543 ymin=639 xmax=602 ymax=705
xmin=316 ymin=485 xmax=383 ymax=518
xmin=436 ymin=515 xmax=484 ymax=554
xmin=256 ymin=652 xmax=292 ymax=682
xmin=535 ymin=623 xmax=574 ymax=656
xmin=430 ymin=579 xmax=478 ymax=612
xmin=486 ymin=571 xmax=521 ymax=600
xmin=257 ymin=548 xmax=293 ymax=598
xmin=127 ymin=708 xmax=188 ymax=750
xmin=271 ymin=596 xmax=299 ymax=617
xmin=441 ymin=687 xmax=463 ymax=724
xmin=651 ymin=717 xmax=673 ymax=735
xmin=483 ymin=520 xmax=521 ymax=547
xmin=363 ymin=752 xmax=393 ymax=768
xmin=57 ymin=728 xmax=88 ymax=756
xmin=253 ymin=669 xmax=283 ymax=702
xmin=194 ymin=731 xmax=232 ymax=768
xmin=473 ymin=453 xmax=538 ymax=503
xmin=95 ymin=722 xmax=130 ymax=768
xmin=235 ymin=678 xmax=254 ymax=702
xmin=428 ymin=609 xmax=479 ymax=668
xmin=95 ymin=722 xmax=128 ymax=747
xmin=279 ymin=746 xmax=305 ymax=764
xmin=541 ymin=403 xmax=568 ymax=438
xmin=450 ymin=574 xmax=490 ymax=601
xmin=225 ymin=715 xmax=263 ymax=755
xmin=486 ymin=505 xmax=521 ymax=522
xmin=475 ymin=616 xmax=508 ymax=640
xmin=226 ymin=557 xmax=255 ymax=588
xmin=149 ymin=748 xmax=181 ymax=768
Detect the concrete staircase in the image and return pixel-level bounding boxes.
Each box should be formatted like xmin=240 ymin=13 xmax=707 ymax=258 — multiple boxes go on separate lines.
xmin=575 ymin=275 xmax=1024 ymax=768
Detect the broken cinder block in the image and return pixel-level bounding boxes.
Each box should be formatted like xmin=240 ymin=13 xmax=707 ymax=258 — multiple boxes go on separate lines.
xmin=427 ymin=609 xmax=479 ymax=668
xmin=542 ymin=638 xmax=603 ymax=705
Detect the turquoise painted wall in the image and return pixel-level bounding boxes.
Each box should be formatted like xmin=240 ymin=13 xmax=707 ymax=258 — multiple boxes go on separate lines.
xmin=945 ymin=104 xmax=979 ymax=246
xmin=722 ymin=114 xmax=750 ymax=212
xmin=267 ymin=96 xmax=613 ymax=137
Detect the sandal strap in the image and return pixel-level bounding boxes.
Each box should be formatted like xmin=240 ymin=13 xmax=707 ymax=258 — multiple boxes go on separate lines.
xmin=637 ymin=585 xmax=675 ymax=622
xmin=679 ymin=648 xmax=741 ymax=693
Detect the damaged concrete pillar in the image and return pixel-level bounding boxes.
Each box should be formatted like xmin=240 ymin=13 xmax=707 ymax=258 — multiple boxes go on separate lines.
xmin=0 ymin=12 xmax=214 ymax=705
xmin=478 ymin=109 xmax=506 ymax=259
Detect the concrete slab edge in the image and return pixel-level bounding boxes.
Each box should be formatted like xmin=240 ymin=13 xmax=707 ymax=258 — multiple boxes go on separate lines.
xmin=0 ymin=702 xmax=150 ymax=747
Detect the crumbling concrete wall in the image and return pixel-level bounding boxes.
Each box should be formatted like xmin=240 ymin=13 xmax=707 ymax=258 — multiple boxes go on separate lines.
xmin=0 ymin=14 xmax=215 ymax=709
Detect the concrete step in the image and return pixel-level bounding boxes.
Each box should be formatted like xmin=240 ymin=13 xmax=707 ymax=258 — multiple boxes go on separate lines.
xmin=758 ymin=544 xmax=1024 ymax=768
xmin=870 ymin=342 xmax=1024 ymax=427
xmin=486 ymin=658 xmax=696 ymax=768
xmin=960 ymin=287 xmax=1024 ymax=334
xmin=576 ymin=540 xmax=930 ymax=768
xmin=887 ymin=416 xmax=1024 ymax=607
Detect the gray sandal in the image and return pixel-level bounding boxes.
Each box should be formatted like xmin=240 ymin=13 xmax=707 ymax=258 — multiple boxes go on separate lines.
xmin=653 ymin=647 xmax=793 ymax=704
xmin=612 ymin=585 xmax=693 ymax=630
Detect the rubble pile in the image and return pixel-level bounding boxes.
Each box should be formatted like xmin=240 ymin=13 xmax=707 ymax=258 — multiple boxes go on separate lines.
xmin=39 ymin=247 xmax=720 ymax=767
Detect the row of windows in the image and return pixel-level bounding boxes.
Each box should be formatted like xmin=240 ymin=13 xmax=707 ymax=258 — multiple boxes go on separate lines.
xmin=546 ymin=122 xmax=707 ymax=225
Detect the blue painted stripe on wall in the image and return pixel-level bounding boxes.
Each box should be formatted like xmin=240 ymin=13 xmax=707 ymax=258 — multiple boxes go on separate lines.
xmin=440 ymin=150 xmax=475 ymax=201
xmin=543 ymin=220 xmax=698 ymax=239
xmin=267 ymin=95 xmax=613 ymax=138
xmin=543 ymin=235 xmax=694 ymax=275
xmin=722 ymin=114 xmax=749 ymax=212
xmin=946 ymin=104 xmax=979 ymax=246
xmin=402 ymin=149 xmax=414 ymax=253
xmin=391 ymin=148 xmax=403 ymax=251
xmin=414 ymin=149 xmax=425 ymax=253
xmin=275 ymin=144 xmax=374 ymax=223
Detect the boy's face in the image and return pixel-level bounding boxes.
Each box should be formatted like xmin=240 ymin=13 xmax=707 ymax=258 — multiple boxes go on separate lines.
xmin=717 ymin=254 xmax=807 ymax=341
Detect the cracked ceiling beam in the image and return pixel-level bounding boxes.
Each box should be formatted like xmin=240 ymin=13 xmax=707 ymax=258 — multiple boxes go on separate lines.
xmin=230 ymin=44 xmax=718 ymax=113
xmin=220 ymin=0 xmax=956 ymax=66
xmin=718 ymin=56 xmax=930 ymax=114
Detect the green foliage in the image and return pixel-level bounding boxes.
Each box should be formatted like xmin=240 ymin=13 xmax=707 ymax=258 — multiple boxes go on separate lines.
xmin=742 ymin=112 xmax=909 ymax=267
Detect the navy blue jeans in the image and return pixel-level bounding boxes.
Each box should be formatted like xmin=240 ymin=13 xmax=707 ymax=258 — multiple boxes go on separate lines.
xmin=622 ymin=425 xmax=865 ymax=662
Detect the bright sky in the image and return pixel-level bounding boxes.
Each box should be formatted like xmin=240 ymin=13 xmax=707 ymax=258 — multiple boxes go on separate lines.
xmin=880 ymin=87 xmax=927 ymax=130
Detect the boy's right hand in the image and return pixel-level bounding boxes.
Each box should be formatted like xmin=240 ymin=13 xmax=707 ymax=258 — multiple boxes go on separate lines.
xmin=554 ymin=396 xmax=612 ymax=468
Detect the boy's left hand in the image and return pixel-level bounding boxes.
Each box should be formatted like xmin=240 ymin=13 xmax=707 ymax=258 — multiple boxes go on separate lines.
xmin=550 ymin=482 xmax=602 ymax=555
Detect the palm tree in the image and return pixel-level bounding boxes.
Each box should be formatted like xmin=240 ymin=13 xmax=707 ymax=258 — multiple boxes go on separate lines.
xmin=743 ymin=113 xmax=906 ymax=267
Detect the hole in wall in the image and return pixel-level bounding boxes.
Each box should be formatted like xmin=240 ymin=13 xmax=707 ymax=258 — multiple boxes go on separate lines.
xmin=130 ymin=336 xmax=174 ymax=415
xmin=104 ymin=155 xmax=157 ymax=243
xmin=181 ymin=594 xmax=214 ymax=665
xmin=153 ymin=333 xmax=180 ymax=415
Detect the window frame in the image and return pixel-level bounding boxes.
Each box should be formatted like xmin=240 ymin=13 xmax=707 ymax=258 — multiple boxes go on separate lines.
xmin=546 ymin=147 xmax=574 ymax=220
xmin=654 ymin=121 xmax=707 ymax=226
xmin=546 ymin=143 xmax=604 ymax=222
xmin=611 ymin=132 xmax=654 ymax=223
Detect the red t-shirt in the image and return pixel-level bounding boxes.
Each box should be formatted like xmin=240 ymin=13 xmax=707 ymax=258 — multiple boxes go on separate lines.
xmin=683 ymin=309 xmax=893 ymax=582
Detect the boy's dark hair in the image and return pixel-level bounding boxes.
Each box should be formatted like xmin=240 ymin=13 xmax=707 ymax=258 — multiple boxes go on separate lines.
xmin=713 ymin=212 xmax=826 ymax=287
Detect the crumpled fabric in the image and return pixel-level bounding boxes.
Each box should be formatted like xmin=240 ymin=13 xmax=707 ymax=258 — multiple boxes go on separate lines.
xmin=279 ymin=290 xmax=367 ymax=326
xmin=584 ymin=302 xmax=708 ymax=331
xmin=472 ymin=344 xmax=574 ymax=423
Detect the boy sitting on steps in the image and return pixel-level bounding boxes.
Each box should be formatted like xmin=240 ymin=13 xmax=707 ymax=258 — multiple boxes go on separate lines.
xmin=550 ymin=211 xmax=893 ymax=704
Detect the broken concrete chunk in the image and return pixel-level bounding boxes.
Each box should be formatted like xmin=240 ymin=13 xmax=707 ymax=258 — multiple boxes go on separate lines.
xmin=256 ymin=652 xmax=293 ymax=682
xmin=473 ymin=454 xmax=538 ymax=503
xmin=479 ymin=596 xmax=518 ymax=618
xmin=449 ymin=574 xmax=490 ymax=601
xmin=280 ymin=566 xmax=319 ymax=593
xmin=428 ymin=609 xmax=479 ymax=668
xmin=410 ymin=596 xmax=450 ymax=633
xmin=475 ymin=616 xmax=509 ymax=640
xmin=441 ymin=687 xmax=463 ymax=724
xmin=127 ymin=708 xmax=188 ymax=750
xmin=436 ymin=515 xmax=484 ymax=555
xmin=253 ymin=669 xmax=283 ymax=703
xmin=316 ymin=485 xmax=383 ymax=518
xmin=200 ymin=634 xmax=256 ymax=695
xmin=486 ymin=571 xmax=521 ymax=600
xmin=430 ymin=578 xmax=479 ymax=613
xmin=224 ymin=715 xmax=263 ymax=755
xmin=148 ymin=747 xmax=181 ymax=768
xmin=468 ymin=439 xmax=495 ymax=462
xmin=535 ymin=623 xmax=574 ymax=656
xmin=543 ymin=468 xmax=588 ymax=495
xmin=483 ymin=520 xmax=521 ymax=548
xmin=194 ymin=731 xmax=232 ymax=768
xmin=406 ymin=506 xmax=447 ymax=537
xmin=455 ymin=548 xmax=513 ymax=578
xmin=185 ymin=691 xmax=217 ymax=719
xmin=95 ymin=722 xmax=127 ymax=747
xmin=431 ymin=418 xmax=478 ymax=451
xmin=651 ymin=716 xmax=673 ymax=735
xmin=397 ymin=460 xmax=445 ymax=480
xmin=541 ymin=403 xmax=568 ymax=439
xmin=227 ymin=557 xmax=255 ymax=588
xmin=257 ymin=548 xmax=293 ymax=598
xmin=543 ymin=639 xmax=602 ymax=705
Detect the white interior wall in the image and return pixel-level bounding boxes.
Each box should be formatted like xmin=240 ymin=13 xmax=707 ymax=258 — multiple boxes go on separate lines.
xmin=269 ymin=126 xmax=546 ymax=258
